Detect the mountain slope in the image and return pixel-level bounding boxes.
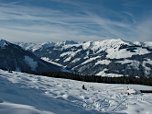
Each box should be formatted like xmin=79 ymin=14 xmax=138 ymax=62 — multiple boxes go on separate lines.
xmin=0 ymin=39 xmax=63 ymax=74
xmin=17 ymin=39 xmax=152 ymax=77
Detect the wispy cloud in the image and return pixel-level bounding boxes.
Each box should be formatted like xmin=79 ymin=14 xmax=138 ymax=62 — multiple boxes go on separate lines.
xmin=135 ymin=16 xmax=152 ymax=41
xmin=0 ymin=0 xmax=151 ymax=42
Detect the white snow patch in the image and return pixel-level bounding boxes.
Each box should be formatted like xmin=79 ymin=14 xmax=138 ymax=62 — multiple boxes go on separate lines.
xmin=95 ymin=60 xmax=111 ymax=65
xmin=107 ymin=47 xmax=150 ymax=59
xmin=71 ymin=58 xmax=81 ymax=63
xmin=96 ymin=68 xmax=108 ymax=76
xmin=116 ymin=59 xmax=133 ymax=64
xmin=135 ymin=48 xmax=150 ymax=55
xmin=60 ymin=51 xmax=73 ymax=57
xmin=60 ymin=50 xmax=81 ymax=63
xmin=41 ymin=57 xmax=63 ymax=67
xmin=144 ymin=41 xmax=152 ymax=49
xmin=82 ymin=39 xmax=131 ymax=52
xmin=60 ymin=50 xmax=81 ymax=58
xmin=82 ymin=41 xmax=91 ymax=50
xmin=64 ymin=57 xmax=71 ymax=62
xmin=81 ymin=56 xmax=101 ymax=65
xmin=62 ymin=43 xmax=80 ymax=49
xmin=96 ymin=68 xmax=123 ymax=77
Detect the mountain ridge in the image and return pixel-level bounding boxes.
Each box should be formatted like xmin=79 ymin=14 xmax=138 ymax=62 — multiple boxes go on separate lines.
xmin=16 ymin=39 xmax=152 ymax=77
xmin=0 ymin=39 xmax=65 ymax=74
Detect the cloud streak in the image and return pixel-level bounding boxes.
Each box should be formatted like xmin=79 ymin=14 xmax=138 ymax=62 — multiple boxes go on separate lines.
xmin=0 ymin=0 xmax=151 ymax=42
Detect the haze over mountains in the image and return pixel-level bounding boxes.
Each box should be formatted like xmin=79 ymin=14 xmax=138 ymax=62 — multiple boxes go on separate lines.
xmin=17 ymin=39 xmax=152 ymax=77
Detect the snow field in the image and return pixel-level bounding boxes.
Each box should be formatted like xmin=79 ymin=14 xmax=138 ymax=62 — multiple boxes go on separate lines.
xmin=0 ymin=70 xmax=152 ymax=114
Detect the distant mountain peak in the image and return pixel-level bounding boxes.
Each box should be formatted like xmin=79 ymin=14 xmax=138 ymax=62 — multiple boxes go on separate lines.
xmin=80 ymin=39 xmax=133 ymax=51
xmin=56 ymin=40 xmax=78 ymax=46
xmin=0 ymin=39 xmax=9 ymax=48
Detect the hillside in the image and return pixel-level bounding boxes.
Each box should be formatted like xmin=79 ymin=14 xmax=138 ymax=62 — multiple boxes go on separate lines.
xmin=0 ymin=39 xmax=64 ymax=74
xmin=17 ymin=39 xmax=152 ymax=77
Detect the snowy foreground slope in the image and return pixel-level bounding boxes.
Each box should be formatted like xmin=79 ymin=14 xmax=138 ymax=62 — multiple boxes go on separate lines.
xmin=0 ymin=70 xmax=152 ymax=114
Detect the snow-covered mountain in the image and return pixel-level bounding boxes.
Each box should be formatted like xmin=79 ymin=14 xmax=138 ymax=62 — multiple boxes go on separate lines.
xmin=0 ymin=39 xmax=64 ymax=74
xmin=17 ymin=39 xmax=152 ymax=77
xmin=0 ymin=69 xmax=152 ymax=114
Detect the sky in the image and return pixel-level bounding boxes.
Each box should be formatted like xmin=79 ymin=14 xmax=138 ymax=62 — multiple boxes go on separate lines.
xmin=0 ymin=0 xmax=152 ymax=42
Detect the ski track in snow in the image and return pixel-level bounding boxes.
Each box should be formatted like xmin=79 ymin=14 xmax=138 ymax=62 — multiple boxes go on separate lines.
xmin=0 ymin=70 xmax=152 ymax=114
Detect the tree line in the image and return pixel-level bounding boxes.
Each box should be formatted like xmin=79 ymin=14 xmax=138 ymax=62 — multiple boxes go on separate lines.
xmin=41 ymin=72 xmax=152 ymax=86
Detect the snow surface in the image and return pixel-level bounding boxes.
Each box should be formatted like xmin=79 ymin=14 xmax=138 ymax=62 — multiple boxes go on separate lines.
xmin=106 ymin=47 xmax=150 ymax=59
xmin=71 ymin=58 xmax=81 ymax=63
xmin=144 ymin=42 xmax=152 ymax=48
xmin=95 ymin=60 xmax=111 ymax=65
xmin=81 ymin=56 xmax=101 ymax=65
xmin=68 ymin=39 xmax=150 ymax=59
xmin=41 ymin=57 xmax=63 ymax=67
xmin=96 ymin=68 xmax=123 ymax=77
xmin=116 ymin=59 xmax=133 ymax=64
xmin=82 ymin=39 xmax=131 ymax=51
xmin=60 ymin=50 xmax=81 ymax=62
xmin=0 ymin=70 xmax=152 ymax=114
xmin=134 ymin=41 xmax=152 ymax=49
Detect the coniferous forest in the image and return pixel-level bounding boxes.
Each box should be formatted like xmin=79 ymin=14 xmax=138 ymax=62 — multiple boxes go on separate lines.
xmin=41 ymin=72 xmax=152 ymax=86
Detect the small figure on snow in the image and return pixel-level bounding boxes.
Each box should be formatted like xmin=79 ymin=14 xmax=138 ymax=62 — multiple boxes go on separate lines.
xmin=82 ymin=85 xmax=87 ymax=90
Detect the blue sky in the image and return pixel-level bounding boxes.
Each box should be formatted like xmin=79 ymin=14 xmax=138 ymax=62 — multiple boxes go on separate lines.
xmin=0 ymin=0 xmax=152 ymax=42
